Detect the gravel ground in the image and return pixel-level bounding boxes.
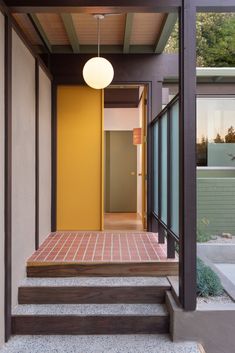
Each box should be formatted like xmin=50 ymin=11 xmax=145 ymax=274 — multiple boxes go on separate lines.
xmin=0 ymin=335 xmax=202 ymax=353
xmin=197 ymin=291 xmax=233 ymax=304
xmin=206 ymin=235 xmax=235 ymax=244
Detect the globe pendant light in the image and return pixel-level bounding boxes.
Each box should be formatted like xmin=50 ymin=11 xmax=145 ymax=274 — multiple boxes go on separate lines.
xmin=83 ymin=14 xmax=114 ymax=89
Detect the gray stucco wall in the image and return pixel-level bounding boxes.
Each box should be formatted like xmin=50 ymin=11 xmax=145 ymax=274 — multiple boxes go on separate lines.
xmin=0 ymin=12 xmax=5 ymax=347
xmin=12 ymin=30 xmax=36 ymax=307
xmin=167 ymin=292 xmax=235 ymax=353
xmin=39 ymin=67 xmax=51 ymax=245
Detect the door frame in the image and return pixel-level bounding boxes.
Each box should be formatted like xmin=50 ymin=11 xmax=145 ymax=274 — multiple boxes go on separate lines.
xmin=51 ymin=81 xmax=152 ymax=232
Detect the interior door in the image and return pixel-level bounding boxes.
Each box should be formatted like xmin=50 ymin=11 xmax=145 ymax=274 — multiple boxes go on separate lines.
xmin=57 ymin=85 xmax=103 ymax=230
xmin=105 ymin=131 xmax=137 ymax=212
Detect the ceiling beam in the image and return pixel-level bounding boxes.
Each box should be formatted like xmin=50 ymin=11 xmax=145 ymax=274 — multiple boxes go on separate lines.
xmin=123 ymin=13 xmax=134 ymax=53
xmin=5 ymin=0 xmax=235 ymax=13
xmin=33 ymin=44 xmax=156 ymax=54
xmin=5 ymin=0 xmax=181 ymax=13
xmin=154 ymin=13 xmax=177 ymax=54
xmin=28 ymin=13 xmax=52 ymax=53
xmin=61 ymin=13 xmax=80 ymax=53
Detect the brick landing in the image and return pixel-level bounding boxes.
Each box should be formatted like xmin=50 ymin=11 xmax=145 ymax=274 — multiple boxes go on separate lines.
xmin=27 ymin=232 xmax=177 ymax=265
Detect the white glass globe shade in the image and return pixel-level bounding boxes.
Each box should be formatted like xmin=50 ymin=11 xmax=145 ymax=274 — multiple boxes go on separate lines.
xmin=83 ymin=57 xmax=114 ymax=89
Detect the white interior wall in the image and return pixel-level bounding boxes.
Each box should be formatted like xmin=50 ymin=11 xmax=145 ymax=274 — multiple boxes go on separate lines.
xmin=39 ymin=67 xmax=51 ymax=245
xmin=12 ymin=30 xmax=36 ymax=307
xmin=104 ymin=107 xmax=142 ymax=215
xmin=0 ymin=12 xmax=5 ymax=346
xmin=104 ymin=108 xmax=140 ymax=131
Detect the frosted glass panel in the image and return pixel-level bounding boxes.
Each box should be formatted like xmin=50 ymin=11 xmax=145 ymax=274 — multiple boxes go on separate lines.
xmin=161 ymin=113 xmax=167 ymax=224
xmin=208 ymin=143 xmax=235 ymax=167
xmin=153 ymin=123 xmax=158 ymax=214
xmin=170 ymin=102 xmax=179 ymax=235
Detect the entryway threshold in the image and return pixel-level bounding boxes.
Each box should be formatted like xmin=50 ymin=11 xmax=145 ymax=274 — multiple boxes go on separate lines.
xmin=26 ymin=231 xmax=178 ymax=277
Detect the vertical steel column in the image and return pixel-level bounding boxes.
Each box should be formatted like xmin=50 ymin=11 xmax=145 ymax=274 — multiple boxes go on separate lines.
xmin=4 ymin=15 xmax=12 ymax=341
xmin=179 ymin=0 xmax=197 ymax=310
xmin=148 ymin=81 xmax=162 ymax=232
xmin=167 ymin=107 xmax=175 ymax=258
xmin=35 ymin=59 xmax=39 ymax=250
xmin=158 ymin=118 xmax=165 ymax=243
xmin=155 ymin=81 xmax=165 ymax=242
xmin=148 ymin=122 xmax=155 ymax=232
xmin=51 ymin=82 xmax=57 ymax=232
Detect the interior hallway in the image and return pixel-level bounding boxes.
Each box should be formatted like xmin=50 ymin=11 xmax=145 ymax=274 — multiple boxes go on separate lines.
xmin=104 ymin=213 xmax=143 ymax=231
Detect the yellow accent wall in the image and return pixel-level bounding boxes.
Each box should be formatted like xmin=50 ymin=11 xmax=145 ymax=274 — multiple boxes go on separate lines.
xmin=57 ymin=86 xmax=103 ymax=230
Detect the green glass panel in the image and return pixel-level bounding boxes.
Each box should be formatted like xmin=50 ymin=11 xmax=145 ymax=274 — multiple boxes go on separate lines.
xmin=161 ymin=113 xmax=167 ymax=224
xmin=170 ymin=101 xmax=179 ymax=235
xmin=153 ymin=123 xmax=159 ymax=214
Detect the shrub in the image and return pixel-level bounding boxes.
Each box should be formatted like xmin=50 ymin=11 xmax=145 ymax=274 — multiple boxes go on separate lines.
xmin=197 ymin=258 xmax=223 ymax=297
xmin=197 ymin=218 xmax=211 ymax=243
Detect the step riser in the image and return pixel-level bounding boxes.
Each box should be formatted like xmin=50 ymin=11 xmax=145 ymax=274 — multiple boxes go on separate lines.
xmin=27 ymin=263 xmax=178 ymax=277
xmin=12 ymin=316 xmax=169 ymax=335
xmin=18 ymin=286 xmax=170 ymax=304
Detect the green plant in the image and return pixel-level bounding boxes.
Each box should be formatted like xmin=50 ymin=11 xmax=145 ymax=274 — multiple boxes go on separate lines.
xmin=165 ymin=13 xmax=235 ymax=67
xmin=197 ymin=258 xmax=223 ymax=297
xmin=197 ymin=218 xmax=211 ymax=242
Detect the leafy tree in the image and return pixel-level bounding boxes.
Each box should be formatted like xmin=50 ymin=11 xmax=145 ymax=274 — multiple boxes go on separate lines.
xmin=214 ymin=133 xmax=224 ymax=143
xmin=197 ymin=135 xmax=208 ymax=166
xmin=225 ymin=126 xmax=235 ymax=143
xmin=165 ymin=13 xmax=235 ymax=67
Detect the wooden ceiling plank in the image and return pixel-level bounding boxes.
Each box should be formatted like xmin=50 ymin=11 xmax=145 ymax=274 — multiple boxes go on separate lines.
xmin=154 ymin=12 xmax=177 ymax=53
xmin=28 ymin=13 xmax=52 ymax=52
xmin=61 ymin=13 xmax=80 ymax=53
xmin=123 ymin=13 xmax=134 ymax=53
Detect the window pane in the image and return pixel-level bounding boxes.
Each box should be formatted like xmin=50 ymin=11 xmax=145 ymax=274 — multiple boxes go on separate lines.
xmin=153 ymin=123 xmax=158 ymax=214
xmin=161 ymin=113 xmax=167 ymax=224
xmin=170 ymin=102 xmax=179 ymax=235
xmin=197 ymin=96 xmax=235 ymax=237
xmin=197 ymin=97 xmax=235 ymax=167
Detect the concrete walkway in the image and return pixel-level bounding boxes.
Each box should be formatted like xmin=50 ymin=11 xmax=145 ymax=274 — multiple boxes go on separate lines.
xmin=0 ymin=335 xmax=202 ymax=353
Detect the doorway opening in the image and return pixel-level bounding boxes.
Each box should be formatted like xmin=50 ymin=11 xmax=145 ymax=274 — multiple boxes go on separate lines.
xmin=103 ymin=85 xmax=147 ymax=231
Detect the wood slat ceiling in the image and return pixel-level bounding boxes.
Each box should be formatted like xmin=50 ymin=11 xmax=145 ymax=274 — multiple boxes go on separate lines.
xmin=130 ymin=13 xmax=166 ymax=45
xmin=72 ymin=13 xmax=126 ymax=45
xmin=36 ymin=13 xmax=70 ymax=45
xmin=12 ymin=12 xmax=176 ymax=53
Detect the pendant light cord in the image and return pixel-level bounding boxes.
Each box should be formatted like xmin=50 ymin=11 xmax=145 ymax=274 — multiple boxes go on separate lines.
xmin=97 ymin=16 xmax=100 ymax=57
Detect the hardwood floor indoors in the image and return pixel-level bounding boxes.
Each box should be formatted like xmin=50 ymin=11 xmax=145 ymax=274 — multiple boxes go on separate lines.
xmin=104 ymin=213 xmax=143 ymax=231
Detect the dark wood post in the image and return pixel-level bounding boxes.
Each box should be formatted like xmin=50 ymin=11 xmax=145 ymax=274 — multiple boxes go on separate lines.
xmin=179 ymin=0 xmax=197 ymax=310
xmin=4 ymin=14 xmax=12 ymax=341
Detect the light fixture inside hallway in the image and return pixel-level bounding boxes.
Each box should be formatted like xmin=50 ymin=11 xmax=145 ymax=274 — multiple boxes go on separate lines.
xmin=82 ymin=14 xmax=114 ymax=89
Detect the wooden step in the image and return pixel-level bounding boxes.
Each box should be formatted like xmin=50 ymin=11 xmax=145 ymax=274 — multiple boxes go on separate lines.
xmin=18 ymin=277 xmax=171 ymax=304
xmin=12 ymin=304 xmax=169 ymax=335
xmin=26 ymin=262 xmax=178 ymax=278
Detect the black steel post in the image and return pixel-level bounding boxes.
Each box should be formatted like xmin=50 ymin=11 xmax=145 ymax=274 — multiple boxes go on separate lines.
xmin=179 ymin=0 xmax=197 ymax=311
